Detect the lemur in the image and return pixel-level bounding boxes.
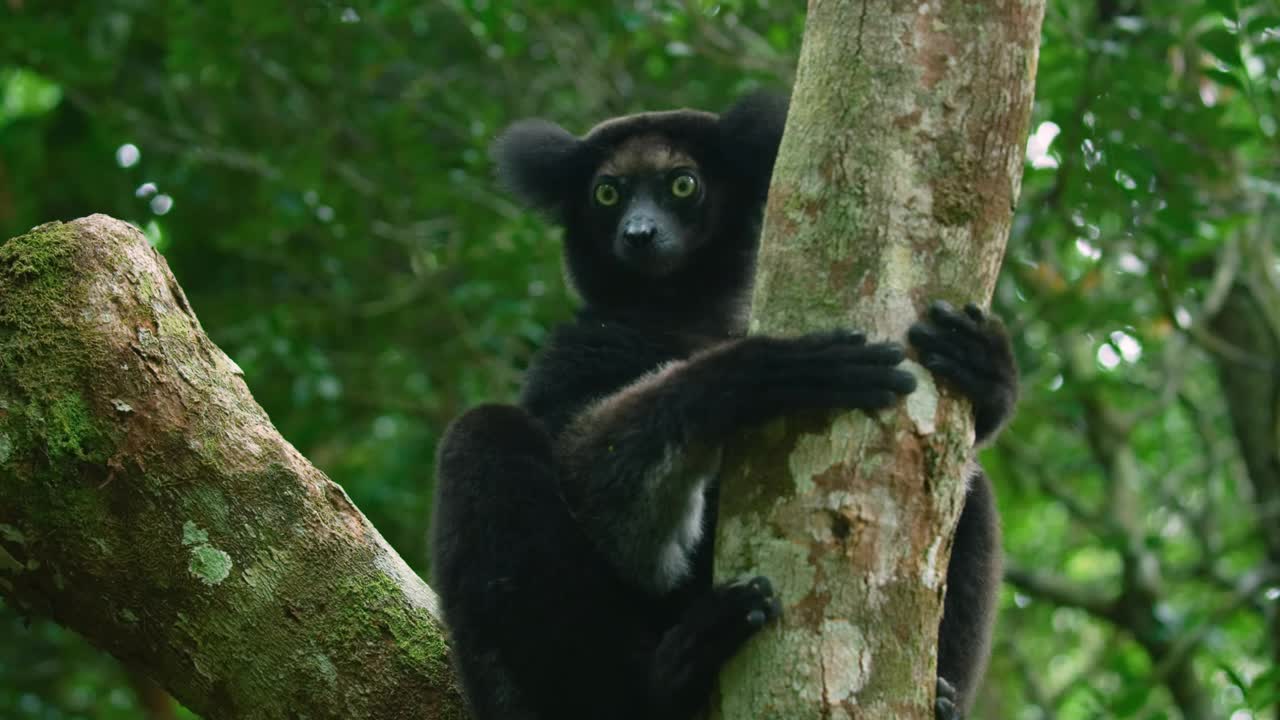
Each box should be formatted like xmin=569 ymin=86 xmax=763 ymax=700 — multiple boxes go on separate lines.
xmin=430 ymin=92 xmax=1017 ymax=720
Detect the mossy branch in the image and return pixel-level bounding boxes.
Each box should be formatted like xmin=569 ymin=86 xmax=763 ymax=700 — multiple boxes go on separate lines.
xmin=0 ymin=215 xmax=467 ymax=720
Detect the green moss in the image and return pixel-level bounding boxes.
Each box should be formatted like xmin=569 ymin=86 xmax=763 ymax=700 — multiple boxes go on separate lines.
xmin=138 ymin=273 xmax=157 ymax=302
xmin=158 ymin=311 xmax=191 ymax=339
xmin=0 ymin=222 xmax=112 ymax=465
xmin=337 ymin=571 xmax=452 ymax=676
xmin=0 ymin=223 xmax=80 ymax=347
xmin=188 ymin=545 xmax=233 ymax=586
xmin=240 ymin=558 xmax=282 ymax=603
xmin=43 ymin=393 xmax=100 ymax=460
xmin=182 ymin=485 xmax=231 ymax=529
xmin=306 ymin=653 xmax=339 ymax=688
xmin=182 ymin=520 xmax=233 ymax=585
xmin=0 ymin=546 xmax=21 ymax=573
xmin=0 ymin=222 xmax=76 ymax=282
xmin=0 ymin=524 xmax=25 ymax=544
xmin=0 ymin=432 xmax=11 ymax=464
xmin=182 ymin=520 xmax=210 ymax=546
xmin=16 ymin=485 xmax=114 ymax=563
xmin=932 ymin=179 xmax=979 ymax=227
xmin=929 ymin=132 xmax=981 ymax=228
xmin=0 ymin=527 xmax=26 ymax=577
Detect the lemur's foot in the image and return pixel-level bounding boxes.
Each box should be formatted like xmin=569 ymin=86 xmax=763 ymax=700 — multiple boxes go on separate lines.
xmin=723 ymin=575 xmax=782 ymax=629
xmin=935 ymin=676 xmax=963 ymax=720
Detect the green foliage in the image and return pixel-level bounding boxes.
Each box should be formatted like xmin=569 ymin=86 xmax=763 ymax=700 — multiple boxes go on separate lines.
xmin=0 ymin=597 xmax=200 ymax=720
xmin=0 ymin=68 xmax=61 ymax=130
xmin=1 ymin=0 xmax=1278 ymax=718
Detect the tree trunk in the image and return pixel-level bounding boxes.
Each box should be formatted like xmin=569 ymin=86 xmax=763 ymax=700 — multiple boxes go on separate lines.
xmin=712 ymin=2 xmax=1044 ymax=718
xmin=1207 ymin=234 xmax=1280 ymax=687
xmin=0 ymin=215 xmax=467 ymax=719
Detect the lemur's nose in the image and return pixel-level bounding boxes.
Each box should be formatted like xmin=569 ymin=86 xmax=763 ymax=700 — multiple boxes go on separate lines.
xmin=621 ymin=219 xmax=657 ymax=247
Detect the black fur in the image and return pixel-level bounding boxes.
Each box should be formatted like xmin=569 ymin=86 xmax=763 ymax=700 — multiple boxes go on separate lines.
xmin=909 ymin=301 xmax=1018 ymax=445
xmin=492 ymin=120 xmax=594 ymax=213
xmin=432 ymin=93 xmax=1017 ymax=720
xmin=714 ymin=91 xmax=789 ymax=205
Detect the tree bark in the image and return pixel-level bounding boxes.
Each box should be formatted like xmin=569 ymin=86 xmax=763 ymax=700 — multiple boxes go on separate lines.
xmin=0 ymin=215 xmax=467 ymax=719
xmin=1207 ymin=235 xmax=1280 ymax=689
xmin=712 ymin=2 xmax=1043 ymax=718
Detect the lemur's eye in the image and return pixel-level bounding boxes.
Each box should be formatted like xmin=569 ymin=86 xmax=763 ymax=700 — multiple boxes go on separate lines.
xmin=670 ymin=173 xmax=698 ymax=199
xmin=594 ymin=182 xmax=620 ymax=206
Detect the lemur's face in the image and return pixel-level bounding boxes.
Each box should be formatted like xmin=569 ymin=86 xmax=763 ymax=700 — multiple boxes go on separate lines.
xmin=491 ymin=95 xmax=786 ymax=308
xmin=586 ymin=135 xmax=709 ymax=277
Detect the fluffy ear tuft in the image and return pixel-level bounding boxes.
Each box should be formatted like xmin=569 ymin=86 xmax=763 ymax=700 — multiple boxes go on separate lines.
xmin=717 ymin=91 xmax=789 ymax=202
xmin=491 ymin=120 xmax=585 ymax=212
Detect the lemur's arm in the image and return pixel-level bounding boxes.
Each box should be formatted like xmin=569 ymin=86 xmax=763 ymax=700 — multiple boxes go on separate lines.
xmin=555 ymin=331 xmax=916 ymax=593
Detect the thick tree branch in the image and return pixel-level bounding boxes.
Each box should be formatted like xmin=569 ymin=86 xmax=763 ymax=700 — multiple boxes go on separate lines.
xmin=0 ymin=216 xmax=467 ymax=719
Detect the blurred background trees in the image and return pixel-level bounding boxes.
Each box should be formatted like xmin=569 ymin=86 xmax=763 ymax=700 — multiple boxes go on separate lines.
xmin=0 ymin=1 xmax=1277 ymax=718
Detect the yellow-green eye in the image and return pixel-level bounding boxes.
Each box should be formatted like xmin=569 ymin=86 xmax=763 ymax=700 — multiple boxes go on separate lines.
xmin=671 ymin=173 xmax=698 ymax=198
xmin=594 ymin=182 xmax=620 ymax=206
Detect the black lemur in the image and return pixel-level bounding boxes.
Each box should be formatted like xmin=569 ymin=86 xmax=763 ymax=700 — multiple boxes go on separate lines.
xmin=430 ymin=92 xmax=1017 ymax=720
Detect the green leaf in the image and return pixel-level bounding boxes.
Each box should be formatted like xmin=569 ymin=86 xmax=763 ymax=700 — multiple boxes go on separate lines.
xmin=1200 ymin=27 xmax=1243 ymax=68
xmin=1208 ymin=0 xmax=1239 ymax=22
xmin=1250 ymin=666 xmax=1280 ymax=710
xmin=1255 ymin=41 xmax=1280 ymax=57
xmin=766 ymin=24 xmax=790 ymax=50
xmin=1112 ymin=684 xmax=1153 ymax=715
xmin=1246 ymin=14 xmax=1280 ymax=36
xmin=0 ymin=67 xmax=63 ymax=129
xmin=1206 ymin=67 xmax=1245 ymax=90
xmin=143 ymin=219 xmax=168 ymax=251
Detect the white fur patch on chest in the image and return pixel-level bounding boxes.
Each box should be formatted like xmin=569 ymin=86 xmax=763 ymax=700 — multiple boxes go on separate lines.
xmin=655 ymin=477 xmax=707 ymax=590
xmin=653 ymin=446 xmax=723 ymax=592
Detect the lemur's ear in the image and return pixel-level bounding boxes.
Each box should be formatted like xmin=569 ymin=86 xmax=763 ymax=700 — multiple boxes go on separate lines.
xmin=717 ymin=91 xmax=789 ymax=203
xmin=491 ymin=120 xmax=589 ymax=212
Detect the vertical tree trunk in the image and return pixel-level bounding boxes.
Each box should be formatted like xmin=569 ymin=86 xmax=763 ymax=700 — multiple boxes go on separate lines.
xmin=712 ymin=2 xmax=1044 ymax=718
xmin=1208 ymin=234 xmax=1280 ymax=685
